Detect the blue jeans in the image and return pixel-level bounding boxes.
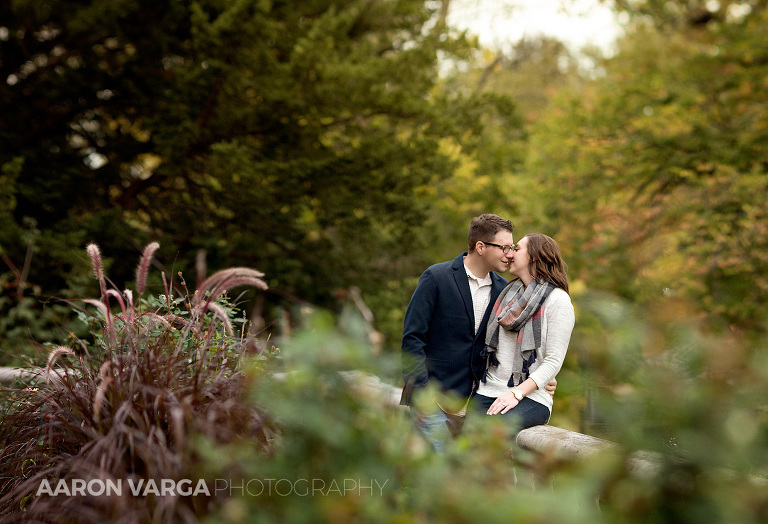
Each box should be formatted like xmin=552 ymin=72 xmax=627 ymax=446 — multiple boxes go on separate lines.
xmin=470 ymin=394 xmax=550 ymax=435
xmin=409 ymin=407 xmax=463 ymax=452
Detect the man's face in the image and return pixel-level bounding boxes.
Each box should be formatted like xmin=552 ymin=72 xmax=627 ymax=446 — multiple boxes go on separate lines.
xmin=483 ymin=231 xmax=515 ymax=273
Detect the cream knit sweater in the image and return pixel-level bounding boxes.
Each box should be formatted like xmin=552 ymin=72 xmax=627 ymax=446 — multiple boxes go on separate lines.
xmin=476 ymin=287 xmax=575 ymax=414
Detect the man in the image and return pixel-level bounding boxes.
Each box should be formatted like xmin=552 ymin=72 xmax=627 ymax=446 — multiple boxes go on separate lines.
xmin=401 ymin=214 xmax=554 ymax=450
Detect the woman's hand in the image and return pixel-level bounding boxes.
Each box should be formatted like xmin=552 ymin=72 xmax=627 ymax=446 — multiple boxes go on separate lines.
xmin=487 ymin=392 xmax=519 ymax=415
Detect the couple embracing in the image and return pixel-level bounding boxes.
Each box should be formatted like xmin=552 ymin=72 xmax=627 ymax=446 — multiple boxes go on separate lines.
xmin=401 ymin=214 xmax=575 ymax=451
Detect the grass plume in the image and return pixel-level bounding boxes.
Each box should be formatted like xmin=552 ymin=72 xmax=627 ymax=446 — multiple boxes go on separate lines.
xmin=135 ymin=242 xmax=159 ymax=297
xmin=86 ymin=243 xmax=106 ymax=300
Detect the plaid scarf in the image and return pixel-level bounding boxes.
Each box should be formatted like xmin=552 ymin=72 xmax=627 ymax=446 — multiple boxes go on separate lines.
xmin=482 ymin=278 xmax=555 ymax=387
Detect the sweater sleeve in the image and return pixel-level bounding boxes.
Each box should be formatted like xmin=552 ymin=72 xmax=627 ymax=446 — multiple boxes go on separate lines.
xmin=528 ymin=290 xmax=575 ymax=390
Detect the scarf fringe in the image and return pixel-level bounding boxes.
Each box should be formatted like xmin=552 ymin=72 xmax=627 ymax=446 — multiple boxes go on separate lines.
xmin=479 ymin=345 xmax=500 ymax=383
xmin=505 ymin=351 xmax=538 ymax=387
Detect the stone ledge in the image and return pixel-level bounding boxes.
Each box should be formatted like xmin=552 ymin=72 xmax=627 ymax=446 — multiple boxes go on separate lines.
xmin=516 ymin=424 xmax=616 ymax=458
xmin=515 ymin=423 xmax=662 ymax=477
xmin=0 ymin=367 xmax=38 ymax=386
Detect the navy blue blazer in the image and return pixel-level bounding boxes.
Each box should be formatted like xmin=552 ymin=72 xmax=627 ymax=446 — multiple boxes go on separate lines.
xmin=401 ymin=253 xmax=508 ymax=405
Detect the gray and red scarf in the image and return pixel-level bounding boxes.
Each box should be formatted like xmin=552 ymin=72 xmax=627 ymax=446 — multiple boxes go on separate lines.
xmin=482 ymin=278 xmax=555 ymax=387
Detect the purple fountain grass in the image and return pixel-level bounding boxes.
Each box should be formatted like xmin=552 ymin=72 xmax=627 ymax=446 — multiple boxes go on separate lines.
xmin=106 ymin=289 xmax=127 ymax=318
xmin=86 ymin=243 xmax=106 ymax=300
xmin=140 ymin=312 xmax=173 ymax=330
xmin=194 ymin=267 xmax=267 ymax=302
xmin=92 ymin=369 xmax=113 ymax=424
xmin=162 ymin=271 xmax=172 ymax=310
xmin=193 ymin=268 xmax=268 ymax=315
xmin=190 ymin=268 xmax=268 ymax=342
xmin=86 ymin=243 xmax=117 ymax=345
xmin=81 ymin=297 xmax=117 ymax=346
xmin=45 ymin=345 xmax=76 ymax=385
xmin=135 ymin=242 xmax=159 ymax=297
xmin=45 ymin=345 xmax=75 ymax=372
xmin=124 ymin=289 xmax=134 ymax=323
xmin=1 ymin=324 xmax=272 ymax=521
xmin=104 ymin=289 xmax=137 ymax=326
xmin=0 ymin=243 xmax=274 ymax=522
xmin=202 ymin=301 xmax=234 ymax=336
xmin=82 ymin=298 xmax=108 ymax=317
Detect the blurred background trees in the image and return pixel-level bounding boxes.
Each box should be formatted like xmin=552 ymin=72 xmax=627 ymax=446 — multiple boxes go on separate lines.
xmin=2 ymin=0 xmax=768 ymax=437
xmin=527 ymin=0 xmax=768 ymax=331
xmin=0 ymin=0 xmax=502 ymax=360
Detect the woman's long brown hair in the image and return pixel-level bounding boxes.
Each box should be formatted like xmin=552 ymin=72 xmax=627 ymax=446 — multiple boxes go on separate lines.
xmin=524 ymin=233 xmax=569 ymax=293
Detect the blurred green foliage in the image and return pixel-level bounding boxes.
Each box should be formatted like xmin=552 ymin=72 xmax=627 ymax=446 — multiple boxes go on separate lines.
xmin=190 ymin=300 xmax=768 ymax=523
xmin=197 ymin=310 xmax=601 ymax=524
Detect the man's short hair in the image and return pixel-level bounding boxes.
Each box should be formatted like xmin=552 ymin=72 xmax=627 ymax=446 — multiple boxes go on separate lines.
xmin=467 ymin=214 xmax=514 ymax=252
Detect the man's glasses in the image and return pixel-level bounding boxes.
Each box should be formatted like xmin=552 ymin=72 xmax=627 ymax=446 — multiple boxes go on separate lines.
xmin=482 ymin=241 xmax=517 ymax=254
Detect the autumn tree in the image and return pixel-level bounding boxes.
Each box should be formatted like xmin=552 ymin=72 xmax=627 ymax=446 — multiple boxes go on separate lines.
xmin=524 ymin=1 xmax=768 ymax=331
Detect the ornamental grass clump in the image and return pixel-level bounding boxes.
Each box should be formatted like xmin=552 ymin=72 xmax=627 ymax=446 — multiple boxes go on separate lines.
xmin=0 ymin=243 xmax=274 ymax=523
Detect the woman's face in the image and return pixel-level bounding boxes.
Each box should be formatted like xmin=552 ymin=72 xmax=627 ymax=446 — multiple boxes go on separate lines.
xmin=508 ymin=236 xmax=531 ymax=278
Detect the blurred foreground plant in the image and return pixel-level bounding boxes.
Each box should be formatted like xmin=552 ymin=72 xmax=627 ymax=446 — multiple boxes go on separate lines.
xmin=197 ymin=307 xmax=604 ymax=524
xmin=570 ymin=291 xmax=768 ymax=524
xmin=196 ymin=291 xmax=768 ymax=524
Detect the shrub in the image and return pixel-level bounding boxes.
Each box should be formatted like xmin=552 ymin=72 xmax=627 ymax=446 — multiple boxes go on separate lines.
xmin=0 ymin=243 xmax=273 ymax=522
xmin=196 ymin=292 xmax=768 ymax=524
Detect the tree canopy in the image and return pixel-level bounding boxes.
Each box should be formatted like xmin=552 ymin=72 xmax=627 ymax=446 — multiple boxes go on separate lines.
xmin=0 ymin=0 xmax=509 ymax=358
xmin=523 ymin=1 xmax=768 ymax=332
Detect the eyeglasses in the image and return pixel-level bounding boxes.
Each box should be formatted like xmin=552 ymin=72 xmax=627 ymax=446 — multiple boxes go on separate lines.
xmin=482 ymin=241 xmax=517 ymax=254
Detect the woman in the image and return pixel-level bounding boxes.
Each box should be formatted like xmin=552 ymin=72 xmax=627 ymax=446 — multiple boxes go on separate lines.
xmin=472 ymin=233 xmax=575 ymax=432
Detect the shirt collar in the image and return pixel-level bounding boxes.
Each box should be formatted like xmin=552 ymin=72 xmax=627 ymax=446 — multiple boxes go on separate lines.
xmin=464 ymin=263 xmax=492 ymax=285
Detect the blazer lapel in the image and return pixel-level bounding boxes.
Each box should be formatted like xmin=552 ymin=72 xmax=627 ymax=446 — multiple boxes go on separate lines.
xmin=451 ymin=255 xmax=475 ymax=329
